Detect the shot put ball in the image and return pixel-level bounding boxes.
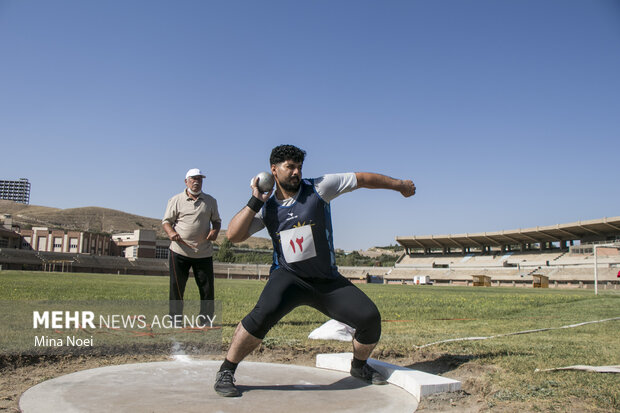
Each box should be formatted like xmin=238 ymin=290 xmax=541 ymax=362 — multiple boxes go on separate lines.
xmin=256 ymin=171 xmax=275 ymax=193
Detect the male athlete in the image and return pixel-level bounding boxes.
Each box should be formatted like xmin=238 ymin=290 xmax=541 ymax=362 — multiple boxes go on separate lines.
xmin=214 ymin=145 xmax=416 ymax=397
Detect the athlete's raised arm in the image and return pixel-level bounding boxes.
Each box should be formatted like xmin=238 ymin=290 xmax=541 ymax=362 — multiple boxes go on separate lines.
xmin=355 ymin=172 xmax=416 ymax=198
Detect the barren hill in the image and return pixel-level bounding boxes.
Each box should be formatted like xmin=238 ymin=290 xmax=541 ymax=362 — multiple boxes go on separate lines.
xmin=0 ymin=200 xmax=272 ymax=249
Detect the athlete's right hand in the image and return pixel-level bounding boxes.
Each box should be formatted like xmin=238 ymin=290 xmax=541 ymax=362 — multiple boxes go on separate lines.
xmin=251 ymin=176 xmax=274 ymax=202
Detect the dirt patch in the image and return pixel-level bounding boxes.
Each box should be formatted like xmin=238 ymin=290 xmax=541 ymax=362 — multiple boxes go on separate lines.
xmin=374 ymin=350 xmax=495 ymax=412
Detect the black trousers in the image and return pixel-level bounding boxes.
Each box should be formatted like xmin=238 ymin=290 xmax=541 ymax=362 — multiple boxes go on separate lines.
xmin=241 ymin=268 xmax=382 ymax=344
xmin=169 ymin=251 xmax=214 ymax=319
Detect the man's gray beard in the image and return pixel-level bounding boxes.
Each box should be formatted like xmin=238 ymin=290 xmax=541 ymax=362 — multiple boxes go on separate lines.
xmin=187 ymin=188 xmax=201 ymax=196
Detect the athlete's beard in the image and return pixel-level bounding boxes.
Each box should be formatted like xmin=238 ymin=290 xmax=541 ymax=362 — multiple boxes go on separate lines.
xmin=187 ymin=187 xmax=201 ymax=196
xmin=279 ymin=176 xmax=301 ymax=193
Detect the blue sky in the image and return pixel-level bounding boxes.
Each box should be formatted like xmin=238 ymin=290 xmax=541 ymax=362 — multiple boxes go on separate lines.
xmin=1 ymin=0 xmax=619 ymax=250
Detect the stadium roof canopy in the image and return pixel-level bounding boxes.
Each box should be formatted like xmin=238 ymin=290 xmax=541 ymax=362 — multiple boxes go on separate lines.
xmin=396 ymin=216 xmax=620 ymax=250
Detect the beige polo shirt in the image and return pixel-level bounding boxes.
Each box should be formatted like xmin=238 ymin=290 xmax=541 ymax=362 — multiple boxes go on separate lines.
xmin=162 ymin=190 xmax=221 ymax=258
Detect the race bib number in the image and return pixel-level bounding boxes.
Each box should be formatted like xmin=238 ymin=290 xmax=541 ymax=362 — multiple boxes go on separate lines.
xmin=280 ymin=225 xmax=317 ymax=263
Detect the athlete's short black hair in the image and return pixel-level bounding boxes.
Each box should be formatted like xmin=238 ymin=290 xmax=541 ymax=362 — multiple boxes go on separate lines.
xmin=270 ymin=144 xmax=306 ymax=165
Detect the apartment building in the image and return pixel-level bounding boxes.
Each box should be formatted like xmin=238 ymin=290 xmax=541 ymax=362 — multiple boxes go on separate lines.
xmin=20 ymin=227 xmax=111 ymax=255
xmin=0 ymin=178 xmax=31 ymax=204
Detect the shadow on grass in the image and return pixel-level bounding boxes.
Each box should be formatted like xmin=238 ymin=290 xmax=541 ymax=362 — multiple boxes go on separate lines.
xmin=406 ymin=354 xmax=474 ymax=374
xmin=405 ymin=350 xmax=532 ymax=375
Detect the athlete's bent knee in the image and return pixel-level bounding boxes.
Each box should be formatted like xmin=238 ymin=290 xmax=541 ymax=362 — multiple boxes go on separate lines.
xmin=240 ymin=305 xmax=283 ymax=340
xmin=353 ymin=307 xmax=382 ymax=344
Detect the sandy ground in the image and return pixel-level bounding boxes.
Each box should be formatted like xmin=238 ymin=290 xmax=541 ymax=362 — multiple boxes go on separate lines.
xmin=0 ymin=346 xmax=595 ymax=413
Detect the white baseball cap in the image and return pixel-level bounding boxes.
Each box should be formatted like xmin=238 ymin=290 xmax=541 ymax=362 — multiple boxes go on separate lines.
xmin=185 ymin=168 xmax=206 ymax=179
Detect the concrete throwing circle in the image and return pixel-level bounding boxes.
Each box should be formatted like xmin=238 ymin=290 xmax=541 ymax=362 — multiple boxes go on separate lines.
xmin=20 ymin=360 xmax=418 ymax=413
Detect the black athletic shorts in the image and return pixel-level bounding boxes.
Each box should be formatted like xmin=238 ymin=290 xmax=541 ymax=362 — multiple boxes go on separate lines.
xmin=241 ymin=268 xmax=381 ymax=344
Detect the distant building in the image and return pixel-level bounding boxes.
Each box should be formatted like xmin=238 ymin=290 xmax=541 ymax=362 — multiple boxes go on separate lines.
xmin=0 ymin=178 xmax=31 ymax=204
xmin=1 ymin=214 xmax=19 ymax=232
xmin=111 ymin=229 xmax=170 ymax=259
xmin=12 ymin=227 xmax=169 ymax=258
xmin=0 ymin=228 xmax=21 ymax=249
xmin=0 ymin=214 xmax=21 ymax=249
xmin=19 ymin=227 xmax=111 ymax=255
xmin=155 ymin=241 xmax=171 ymax=259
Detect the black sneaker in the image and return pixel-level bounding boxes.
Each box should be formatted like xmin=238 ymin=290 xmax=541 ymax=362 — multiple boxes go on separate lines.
xmin=214 ymin=369 xmax=241 ymax=397
xmin=350 ymin=363 xmax=388 ymax=385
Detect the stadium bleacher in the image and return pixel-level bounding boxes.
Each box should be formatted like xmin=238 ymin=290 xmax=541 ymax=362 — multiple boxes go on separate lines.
xmin=393 ymin=216 xmax=620 ymax=288
xmin=391 ymin=249 xmax=619 ymax=289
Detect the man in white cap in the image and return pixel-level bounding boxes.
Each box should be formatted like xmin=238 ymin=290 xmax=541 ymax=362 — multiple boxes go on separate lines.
xmin=162 ymin=168 xmax=221 ymax=326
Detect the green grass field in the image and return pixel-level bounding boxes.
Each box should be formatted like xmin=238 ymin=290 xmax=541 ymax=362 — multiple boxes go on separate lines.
xmin=1 ymin=270 xmax=619 ymax=411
